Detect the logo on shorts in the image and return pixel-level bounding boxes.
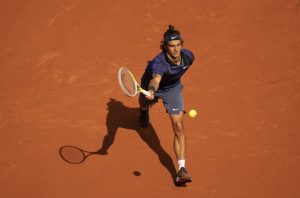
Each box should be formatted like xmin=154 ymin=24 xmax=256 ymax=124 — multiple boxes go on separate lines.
xmin=172 ymin=108 xmax=179 ymax=111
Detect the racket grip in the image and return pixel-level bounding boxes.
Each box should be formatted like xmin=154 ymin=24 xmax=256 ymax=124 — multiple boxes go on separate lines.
xmin=142 ymin=90 xmax=151 ymax=96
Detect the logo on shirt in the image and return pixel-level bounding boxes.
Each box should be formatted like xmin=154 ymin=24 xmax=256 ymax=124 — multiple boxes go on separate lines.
xmin=182 ymin=65 xmax=188 ymax=70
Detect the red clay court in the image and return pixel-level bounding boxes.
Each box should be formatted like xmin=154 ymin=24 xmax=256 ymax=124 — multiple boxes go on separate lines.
xmin=1 ymin=0 xmax=300 ymax=197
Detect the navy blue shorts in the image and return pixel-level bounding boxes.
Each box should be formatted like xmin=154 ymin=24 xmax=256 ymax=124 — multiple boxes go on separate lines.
xmin=139 ymin=83 xmax=184 ymax=115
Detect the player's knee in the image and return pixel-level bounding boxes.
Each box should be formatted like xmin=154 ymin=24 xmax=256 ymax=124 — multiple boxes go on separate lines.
xmin=172 ymin=122 xmax=184 ymax=135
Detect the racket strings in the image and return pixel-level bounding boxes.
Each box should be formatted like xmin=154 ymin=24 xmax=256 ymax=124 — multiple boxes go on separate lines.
xmin=120 ymin=69 xmax=136 ymax=96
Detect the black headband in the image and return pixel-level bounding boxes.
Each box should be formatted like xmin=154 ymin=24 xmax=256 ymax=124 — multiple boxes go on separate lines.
xmin=164 ymin=33 xmax=181 ymax=43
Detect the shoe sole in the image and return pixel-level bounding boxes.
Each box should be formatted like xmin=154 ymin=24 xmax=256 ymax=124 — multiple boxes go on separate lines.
xmin=176 ymin=177 xmax=192 ymax=185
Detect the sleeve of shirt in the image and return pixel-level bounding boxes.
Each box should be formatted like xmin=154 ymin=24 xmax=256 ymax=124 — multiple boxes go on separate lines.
xmin=184 ymin=49 xmax=195 ymax=66
xmin=151 ymin=59 xmax=165 ymax=76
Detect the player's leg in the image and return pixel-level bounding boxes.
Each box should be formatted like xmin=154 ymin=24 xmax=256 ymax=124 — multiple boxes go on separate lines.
xmin=161 ymin=83 xmax=186 ymax=163
xmin=169 ymin=114 xmax=192 ymax=185
xmin=169 ymin=112 xmax=186 ymax=161
xmin=138 ymin=73 xmax=157 ymax=127
xmin=139 ymin=94 xmax=150 ymax=127
xmin=162 ymin=83 xmax=192 ymax=184
xmin=138 ymin=93 xmax=158 ymax=127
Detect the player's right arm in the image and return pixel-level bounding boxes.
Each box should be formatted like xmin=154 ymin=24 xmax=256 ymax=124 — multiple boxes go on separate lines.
xmin=145 ymin=73 xmax=161 ymax=100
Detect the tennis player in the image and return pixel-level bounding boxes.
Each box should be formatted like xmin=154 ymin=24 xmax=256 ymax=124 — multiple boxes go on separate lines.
xmin=139 ymin=25 xmax=194 ymax=185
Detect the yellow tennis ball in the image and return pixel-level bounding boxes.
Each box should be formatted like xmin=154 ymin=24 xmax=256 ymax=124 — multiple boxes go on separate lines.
xmin=188 ymin=109 xmax=197 ymax=118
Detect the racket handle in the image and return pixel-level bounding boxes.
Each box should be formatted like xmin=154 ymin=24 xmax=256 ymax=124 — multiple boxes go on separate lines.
xmin=141 ymin=90 xmax=151 ymax=96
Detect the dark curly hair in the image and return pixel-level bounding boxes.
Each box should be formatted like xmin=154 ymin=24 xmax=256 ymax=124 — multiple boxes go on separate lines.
xmin=160 ymin=25 xmax=184 ymax=52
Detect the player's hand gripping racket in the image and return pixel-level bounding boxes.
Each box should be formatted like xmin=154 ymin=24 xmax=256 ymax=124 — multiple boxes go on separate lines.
xmin=118 ymin=67 xmax=150 ymax=97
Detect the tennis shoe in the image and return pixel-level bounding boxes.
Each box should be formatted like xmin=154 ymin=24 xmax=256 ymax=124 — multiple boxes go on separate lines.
xmin=139 ymin=108 xmax=149 ymax=128
xmin=176 ymin=167 xmax=192 ymax=185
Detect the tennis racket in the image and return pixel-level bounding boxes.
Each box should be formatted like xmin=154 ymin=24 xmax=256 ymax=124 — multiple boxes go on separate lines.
xmin=118 ymin=67 xmax=150 ymax=97
xmin=59 ymin=146 xmax=98 ymax=164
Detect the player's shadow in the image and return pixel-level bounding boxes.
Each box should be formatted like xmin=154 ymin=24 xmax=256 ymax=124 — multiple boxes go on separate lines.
xmin=98 ymin=98 xmax=178 ymax=183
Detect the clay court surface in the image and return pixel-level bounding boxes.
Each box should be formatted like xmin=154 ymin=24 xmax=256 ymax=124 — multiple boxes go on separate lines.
xmin=1 ymin=0 xmax=300 ymax=197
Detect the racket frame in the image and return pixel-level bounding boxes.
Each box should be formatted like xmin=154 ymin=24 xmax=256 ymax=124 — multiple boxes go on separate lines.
xmin=118 ymin=67 xmax=150 ymax=97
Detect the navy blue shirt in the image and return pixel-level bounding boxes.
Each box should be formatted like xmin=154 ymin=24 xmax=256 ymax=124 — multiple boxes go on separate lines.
xmin=141 ymin=48 xmax=194 ymax=90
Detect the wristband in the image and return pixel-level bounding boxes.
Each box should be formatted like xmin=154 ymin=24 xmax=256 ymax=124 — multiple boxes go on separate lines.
xmin=148 ymin=85 xmax=156 ymax=93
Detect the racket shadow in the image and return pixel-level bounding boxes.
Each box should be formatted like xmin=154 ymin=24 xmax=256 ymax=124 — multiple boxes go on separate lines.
xmin=59 ymin=145 xmax=99 ymax=164
xmin=98 ymin=98 xmax=178 ymax=183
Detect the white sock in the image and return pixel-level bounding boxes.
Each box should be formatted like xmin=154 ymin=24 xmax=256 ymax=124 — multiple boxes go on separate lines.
xmin=178 ymin=159 xmax=185 ymax=170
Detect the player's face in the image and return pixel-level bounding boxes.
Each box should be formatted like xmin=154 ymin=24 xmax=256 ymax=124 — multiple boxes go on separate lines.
xmin=166 ymin=40 xmax=182 ymax=59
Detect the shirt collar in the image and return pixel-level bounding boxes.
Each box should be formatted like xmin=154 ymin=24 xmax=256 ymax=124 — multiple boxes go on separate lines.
xmin=164 ymin=51 xmax=187 ymax=66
